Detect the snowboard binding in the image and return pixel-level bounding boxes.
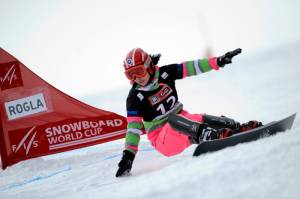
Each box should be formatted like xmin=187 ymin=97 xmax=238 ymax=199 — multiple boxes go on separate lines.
xmin=239 ymin=121 xmax=263 ymax=132
xmin=167 ymin=114 xmax=263 ymax=144
xmin=202 ymin=114 xmax=240 ymax=130
xmin=167 ymin=114 xmax=234 ymax=144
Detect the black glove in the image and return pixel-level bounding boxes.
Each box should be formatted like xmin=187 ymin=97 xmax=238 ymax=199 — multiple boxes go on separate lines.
xmin=115 ymin=150 xmax=135 ymax=177
xmin=150 ymin=54 xmax=161 ymax=65
xmin=217 ymin=48 xmax=242 ymax=67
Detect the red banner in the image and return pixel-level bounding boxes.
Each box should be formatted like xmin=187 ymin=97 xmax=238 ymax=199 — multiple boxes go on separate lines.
xmin=0 ymin=48 xmax=127 ymax=169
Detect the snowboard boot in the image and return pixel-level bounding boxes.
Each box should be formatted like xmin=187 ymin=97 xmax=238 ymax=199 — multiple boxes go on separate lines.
xmin=202 ymin=114 xmax=240 ymax=131
xmin=239 ymin=120 xmax=263 ymax=132
xmin=217 ymin=128 xmax=234 ymax=139
xmin=167 ymin=114 xmax=233 ymax=144
xmin=200 ymin=127 xmax=233 ymax=141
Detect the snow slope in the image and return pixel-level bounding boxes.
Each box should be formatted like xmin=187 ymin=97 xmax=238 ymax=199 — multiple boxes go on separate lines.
xmin=1 ymin=42 xmax=300 ymax=199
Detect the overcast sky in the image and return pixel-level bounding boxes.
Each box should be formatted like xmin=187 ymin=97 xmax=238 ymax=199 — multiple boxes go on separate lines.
xmin=1 ymin=0 xmax=299 ymax=97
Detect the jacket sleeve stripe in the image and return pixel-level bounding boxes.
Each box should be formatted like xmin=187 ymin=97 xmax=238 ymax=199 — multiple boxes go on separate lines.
xmin=125 ymin=144 xmax=138 ymax=152
xmin=127 ymin=116 xmax=143 ymax=123
xmin=127 ymin=128 xmax=143 ymax=135
xmin=208 ymin=57 xmax=219 ymax=70
xmin=181 ymin=58 xmax=220 ymax=78
xmin=186 ymin=61 xmax=196 ymax=76
xmin=194 ymin=60 xmax=203 ymax=75
xmin=127 ymin=110 xmax=140 ymax=116
xmin=199 ymin=59 xmax=212 ymax=72
xmin=182 ymin=62 xmax=188 ymax=78
xmin=125 ymin=132 xmax=140 ymax=154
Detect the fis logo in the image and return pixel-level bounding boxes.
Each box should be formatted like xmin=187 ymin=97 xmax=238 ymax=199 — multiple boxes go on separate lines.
xmin=12 ymin=126 xmax=39 ymax=155
xmin=0 ymin=61 xmax=23 ymax=91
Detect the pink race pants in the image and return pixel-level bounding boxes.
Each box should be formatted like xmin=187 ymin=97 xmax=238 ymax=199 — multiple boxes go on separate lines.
xmin=147 ymin=110 xmax=204 ymax=157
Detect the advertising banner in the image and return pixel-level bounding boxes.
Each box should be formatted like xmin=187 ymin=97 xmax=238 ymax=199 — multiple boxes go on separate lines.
xmin=0 ymin=48 xmax=127 ymax=169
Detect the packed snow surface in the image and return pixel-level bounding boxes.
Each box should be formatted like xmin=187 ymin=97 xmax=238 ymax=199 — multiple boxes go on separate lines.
xmin=1 ymin=43 xmax=300 ymax=199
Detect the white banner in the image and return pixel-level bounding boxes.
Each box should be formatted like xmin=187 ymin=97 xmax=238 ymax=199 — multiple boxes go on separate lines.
xmin=5 ymin=93 xmax=48 ymax=120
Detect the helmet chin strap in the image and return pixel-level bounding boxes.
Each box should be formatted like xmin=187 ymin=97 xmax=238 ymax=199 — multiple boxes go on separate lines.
xmin=145 ymin=62 xmax=156 ymax=85
xmin=147 ymin=64 xmax=155 ymax=75
xmin=145 ymin=69 xmax=154 ymax=85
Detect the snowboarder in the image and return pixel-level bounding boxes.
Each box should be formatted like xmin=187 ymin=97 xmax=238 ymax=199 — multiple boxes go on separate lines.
xmin=116 ymin=48 xmax=262 ymax=177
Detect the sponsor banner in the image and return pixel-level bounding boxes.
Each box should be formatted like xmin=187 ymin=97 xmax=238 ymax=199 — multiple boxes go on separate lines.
xmin=0 ymin=47 xmax=128 ymax=170
xmin=8 ymin=117 xmax=126 ymax=159
xmin=5 ymin=93 xmax=48 ymax=120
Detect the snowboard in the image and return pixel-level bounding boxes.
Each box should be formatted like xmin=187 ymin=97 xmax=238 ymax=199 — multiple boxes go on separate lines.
xmin=193 ymin=113 xmax=296 ymax=157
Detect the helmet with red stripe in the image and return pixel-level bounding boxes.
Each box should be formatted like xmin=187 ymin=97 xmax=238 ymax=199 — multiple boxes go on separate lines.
xmin=123 ymin=48 xmax=152 ymax=70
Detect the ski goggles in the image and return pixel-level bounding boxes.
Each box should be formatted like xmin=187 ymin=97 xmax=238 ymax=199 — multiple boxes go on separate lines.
xmin=124 ymin=64 xmax=147 ymax=80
